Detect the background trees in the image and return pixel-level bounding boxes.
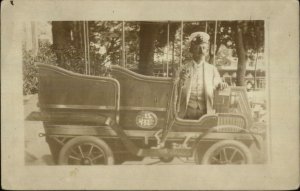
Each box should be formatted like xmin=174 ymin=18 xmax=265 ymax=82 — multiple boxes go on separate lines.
xmin=23 ymin=20 xmax=264 ymax=94
xmin=233 ymin=21 xmax=264 ymax=86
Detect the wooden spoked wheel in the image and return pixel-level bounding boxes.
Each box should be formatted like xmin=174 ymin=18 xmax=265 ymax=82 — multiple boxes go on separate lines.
xmin=199 ymin=140 xmax=252 ymax=165
xmin=58 ymin=136 xmax=114 ymax=165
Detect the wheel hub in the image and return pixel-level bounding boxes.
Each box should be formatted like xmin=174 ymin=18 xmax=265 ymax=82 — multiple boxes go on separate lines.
xmin=81 ymin=157 xmax=92 ymax=165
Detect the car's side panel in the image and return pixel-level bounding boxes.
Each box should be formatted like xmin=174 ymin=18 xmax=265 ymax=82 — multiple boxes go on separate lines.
xmin=111 ymin=66 xmax=174 ymax=130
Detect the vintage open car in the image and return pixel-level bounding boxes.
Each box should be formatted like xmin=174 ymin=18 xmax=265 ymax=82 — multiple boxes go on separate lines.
xmin=28 ymin=63 xmax=266 ymax=165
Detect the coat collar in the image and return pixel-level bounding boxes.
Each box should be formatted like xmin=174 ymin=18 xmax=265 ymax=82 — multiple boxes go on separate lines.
xmin=189 ymin=60 xmax=208 ymax=69
xmin=192 ymin=60 xmax=204 ymax=68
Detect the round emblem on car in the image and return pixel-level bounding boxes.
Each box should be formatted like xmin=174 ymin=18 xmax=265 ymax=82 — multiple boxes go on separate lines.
xmin=135 ymin=111 xmax=158 ymax=129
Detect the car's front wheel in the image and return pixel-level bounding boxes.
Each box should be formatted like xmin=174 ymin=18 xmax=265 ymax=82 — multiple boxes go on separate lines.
xmin=197 ymin=140 xmax=253 ymax=165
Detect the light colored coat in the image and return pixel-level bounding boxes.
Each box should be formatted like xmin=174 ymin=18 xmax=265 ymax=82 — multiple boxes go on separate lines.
xmin=177 ymin=60 xmax=222 ymax=118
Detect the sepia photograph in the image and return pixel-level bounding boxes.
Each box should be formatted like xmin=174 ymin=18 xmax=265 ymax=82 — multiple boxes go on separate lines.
xmin=2 ymin=0 xmax=299 ymax=190
xmin=24 ymin=20 xmax=267 ymax=166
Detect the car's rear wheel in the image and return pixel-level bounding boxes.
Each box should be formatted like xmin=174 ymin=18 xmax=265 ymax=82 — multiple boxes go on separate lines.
xmin=58 ymin=136 xmax=114 ymax=165
xmin=198 ymin=140 xmax=252 ymax=165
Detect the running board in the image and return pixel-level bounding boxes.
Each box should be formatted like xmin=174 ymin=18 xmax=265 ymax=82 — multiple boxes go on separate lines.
xmin=138 ymin=148 xmax=193 ymax=157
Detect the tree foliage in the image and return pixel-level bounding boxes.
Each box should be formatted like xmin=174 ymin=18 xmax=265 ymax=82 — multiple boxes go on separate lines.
xmin=233 ymin=21 xmax=264 ymax=85
xmin=24 ymin=20 xmax=264 ymax=95
xmin=51 ymin=21 xmax=141 ymax=75
xmin=23 ymin=41 xmax=56 ymax=95
xmin=23 ymin=20 xmax=264 ymax=95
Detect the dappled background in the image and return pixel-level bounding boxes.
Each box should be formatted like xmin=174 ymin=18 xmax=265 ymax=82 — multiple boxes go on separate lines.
xmin=23 ymin=21 xmax=266 ymax=122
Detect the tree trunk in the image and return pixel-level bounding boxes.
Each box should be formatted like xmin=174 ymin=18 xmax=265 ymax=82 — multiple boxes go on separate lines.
xmin=52 ymin=21 xmax=72 ymax=66
xmin=138 ymin=22 xmax=160 ymax=75
xmin=234 ymin=22 xmax=247 ymax=86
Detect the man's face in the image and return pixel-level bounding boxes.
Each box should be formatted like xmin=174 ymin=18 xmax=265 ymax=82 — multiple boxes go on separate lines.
xmin=190 ymin=43 xmax=209 ymax=62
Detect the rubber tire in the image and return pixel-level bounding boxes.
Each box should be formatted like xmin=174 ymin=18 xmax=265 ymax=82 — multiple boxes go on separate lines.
xmin=200 ymin=140 xmax=253 ymax=164
xmin=58 ymin=136 xmax=114 ymax=165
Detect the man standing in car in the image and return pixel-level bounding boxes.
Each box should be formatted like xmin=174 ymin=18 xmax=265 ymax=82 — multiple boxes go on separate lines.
xmin=177 ymin=32 xmax=227 ymax=119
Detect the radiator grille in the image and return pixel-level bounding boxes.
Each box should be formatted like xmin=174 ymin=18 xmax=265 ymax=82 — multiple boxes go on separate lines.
xmin=217 ymin=115 xmax=246 ymax=129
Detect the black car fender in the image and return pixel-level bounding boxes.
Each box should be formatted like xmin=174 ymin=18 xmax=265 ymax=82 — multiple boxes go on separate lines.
xmin=193 ymin=125 xmax=261 ymax=150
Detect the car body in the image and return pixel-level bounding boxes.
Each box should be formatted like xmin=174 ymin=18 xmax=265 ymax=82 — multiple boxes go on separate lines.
xmin=27 ymin=63 xmax=266 ymax=165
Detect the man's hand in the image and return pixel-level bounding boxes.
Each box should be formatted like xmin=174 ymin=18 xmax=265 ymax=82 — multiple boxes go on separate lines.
xmin=179 ymin=68 xmax=189 ymax=86
xmin=218 ymin=82 xmax=228 ymax=90
xmin=180 ymin=68 xmax=191 ymax=80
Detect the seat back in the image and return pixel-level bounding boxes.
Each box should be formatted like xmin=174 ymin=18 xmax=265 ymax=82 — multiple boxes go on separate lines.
xmin=37 ymin=63 xmax=119 ymax=125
